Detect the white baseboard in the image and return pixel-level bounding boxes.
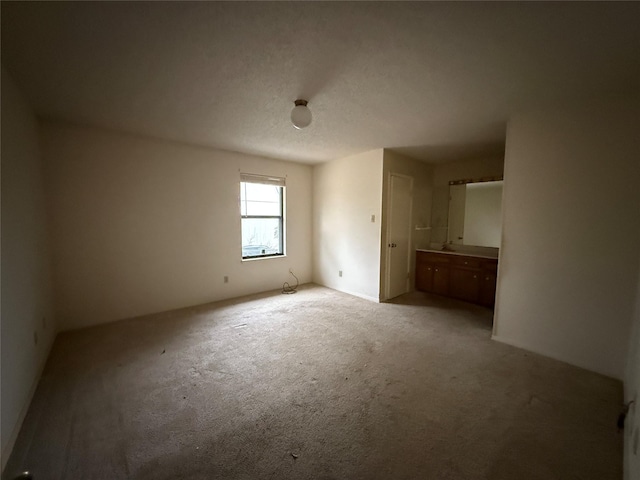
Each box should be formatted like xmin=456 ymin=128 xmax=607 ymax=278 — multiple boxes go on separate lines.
xmin=1 ymin=374 xmax=39 ymax=472
xmin=491 ymin=333 xmax=621 ymax=381
xmin=323 ymin=285 xmax=380 ymax=303
xmin=1 ymin=336 xmax=55 ymax=473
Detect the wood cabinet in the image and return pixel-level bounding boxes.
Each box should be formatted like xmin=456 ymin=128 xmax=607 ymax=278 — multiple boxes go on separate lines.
xmin=449 ymin=267 xmax=480 ymax=303
xmin=416 ymin=251 xmax=450 ymax=294
xmin=479 ymin=271 xmax=497 ymax=307
xmin=415 ymin=250 xmax=498 ymax=307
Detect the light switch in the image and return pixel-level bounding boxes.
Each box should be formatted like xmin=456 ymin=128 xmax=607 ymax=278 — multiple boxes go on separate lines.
xmin=371 ymin=214 xmax=375 ymax=223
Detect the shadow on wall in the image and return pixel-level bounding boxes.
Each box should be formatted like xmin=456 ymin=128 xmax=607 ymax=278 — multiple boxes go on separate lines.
xmin=390 ymin=139 xmax=505 ymax=164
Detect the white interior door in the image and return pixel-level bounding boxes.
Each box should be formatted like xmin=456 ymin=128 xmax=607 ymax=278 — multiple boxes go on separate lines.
xmin=386 ymin=173 xmax=413 ymax=300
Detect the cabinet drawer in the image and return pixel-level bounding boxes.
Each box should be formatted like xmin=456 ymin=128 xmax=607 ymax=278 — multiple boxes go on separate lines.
xmin=450 ymin=255 xmax=482 ymax=268
xmin=417 ymin=252 xmax=451 ymax=264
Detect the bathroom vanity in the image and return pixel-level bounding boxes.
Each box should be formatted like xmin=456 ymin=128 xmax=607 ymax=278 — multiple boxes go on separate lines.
xmin=415 ymin=249 xmax=498 ymax=307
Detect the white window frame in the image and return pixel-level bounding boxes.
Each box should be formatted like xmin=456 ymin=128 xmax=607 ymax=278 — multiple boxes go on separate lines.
xmin=240 ymin=173 xmax=286 ymax=260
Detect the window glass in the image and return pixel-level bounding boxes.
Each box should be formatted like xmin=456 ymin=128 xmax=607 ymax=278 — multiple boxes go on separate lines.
xmin=240 ymin=177 xmax=284 ymax=259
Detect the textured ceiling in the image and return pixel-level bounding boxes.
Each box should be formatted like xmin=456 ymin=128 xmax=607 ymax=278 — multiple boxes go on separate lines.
xmin=2 ymin=2 xmax=639 ymax=164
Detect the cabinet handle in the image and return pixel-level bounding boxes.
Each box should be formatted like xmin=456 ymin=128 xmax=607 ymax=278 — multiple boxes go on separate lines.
xmin=464 ymin=261 xmax=468 ymax=265
xmin=435 ymin=268 xmax=438 ymax=272
xmin=473 ymin=275 xmax=477 ymax=279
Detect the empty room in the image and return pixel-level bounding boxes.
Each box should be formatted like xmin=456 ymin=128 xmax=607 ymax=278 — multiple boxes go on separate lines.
xmin=1 ymin=2 xmax=639 ymax=479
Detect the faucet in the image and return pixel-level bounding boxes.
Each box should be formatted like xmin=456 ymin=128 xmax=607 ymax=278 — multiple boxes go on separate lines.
xmin=441 ymin=241 xmax=455 ymax=252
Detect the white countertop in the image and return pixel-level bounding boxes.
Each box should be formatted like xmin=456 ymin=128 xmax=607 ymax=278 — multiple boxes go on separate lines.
xmin=416 ymin=249 xmax=499 ymax=260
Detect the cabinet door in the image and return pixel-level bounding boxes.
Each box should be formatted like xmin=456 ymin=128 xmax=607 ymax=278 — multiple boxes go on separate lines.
xmin=450 ymin=268 xmax=480 ymax=303
xmin=432 ymin=265 xmax=449 ymax=295
xmin=416 ymin=263 xmax=433 ymax=292
xmin=479 ymin=272 xmax=497 ymax=307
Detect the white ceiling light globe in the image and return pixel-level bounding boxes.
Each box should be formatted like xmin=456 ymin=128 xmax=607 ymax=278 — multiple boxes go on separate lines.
xmin=291 ymin=99 xmax=312 ymax=129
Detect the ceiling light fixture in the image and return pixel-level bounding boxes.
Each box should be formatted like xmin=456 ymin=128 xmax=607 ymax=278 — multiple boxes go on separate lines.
xmin=291 ymin=99 xmax=312 ymax=129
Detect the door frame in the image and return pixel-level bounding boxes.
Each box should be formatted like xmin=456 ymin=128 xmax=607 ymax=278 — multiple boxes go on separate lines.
xmin=384 ymin=172 xmax=414 ymax=301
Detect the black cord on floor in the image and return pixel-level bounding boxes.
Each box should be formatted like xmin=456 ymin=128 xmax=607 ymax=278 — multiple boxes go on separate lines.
xmin=282 ymin=270 xmax=299 ymax=294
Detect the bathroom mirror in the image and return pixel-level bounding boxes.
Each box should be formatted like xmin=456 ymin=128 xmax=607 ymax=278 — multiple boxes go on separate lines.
xmin=447 ymin=178 xmax=503 ymax=248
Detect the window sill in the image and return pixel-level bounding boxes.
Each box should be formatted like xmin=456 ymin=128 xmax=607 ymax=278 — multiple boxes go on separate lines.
xmin=241 ymin=254 xmax=287 ymax=262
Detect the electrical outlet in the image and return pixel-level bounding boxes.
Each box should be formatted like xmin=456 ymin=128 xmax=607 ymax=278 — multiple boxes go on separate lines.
xmin=224 ymin=276 xmax=229 ymax=283
xmin=371 ymin=214 xmax=375 ymax=223
xmin=339 ymin=270 xmax=343 ymax=277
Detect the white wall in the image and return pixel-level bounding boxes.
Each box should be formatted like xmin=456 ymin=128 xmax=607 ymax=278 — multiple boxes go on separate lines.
xmin=624 ymin=257 xmax=640 ymax=480
xmin=493 ymin=95 xmax=640 ymax=379
xmin=1 ymin=68 xmax=56 ymax=469
xmin=381 ymin=150 xmax=434 ymax=296
xmin=430 ymin=156 xmax=504 ymax=245
xmin=312 ymin=149 xmax=383 ymax=301
xmin=41 ymin=122 xmax=312 ymax=330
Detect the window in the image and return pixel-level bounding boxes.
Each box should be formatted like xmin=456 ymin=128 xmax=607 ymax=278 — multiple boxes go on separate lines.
xmin=240 ymin=173 xmax=285 ymax=259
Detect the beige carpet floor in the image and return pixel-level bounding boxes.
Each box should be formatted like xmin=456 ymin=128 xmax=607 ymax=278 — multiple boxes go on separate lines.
xmin=3 ymin=284 xmax=622 ymax=480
